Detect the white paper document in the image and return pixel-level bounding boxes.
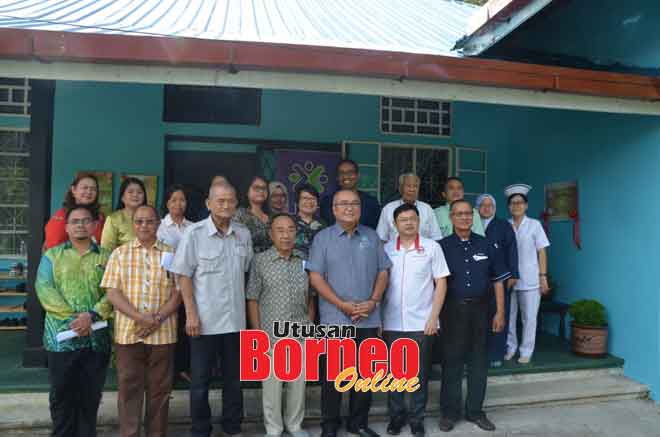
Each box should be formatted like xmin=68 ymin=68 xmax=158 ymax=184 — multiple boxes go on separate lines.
xmin=56 ymin=321 xmax=108 ymax=342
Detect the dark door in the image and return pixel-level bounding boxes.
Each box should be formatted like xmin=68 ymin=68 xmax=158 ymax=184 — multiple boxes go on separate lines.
xmin=166 ymin=150 xmax=257 ymax=221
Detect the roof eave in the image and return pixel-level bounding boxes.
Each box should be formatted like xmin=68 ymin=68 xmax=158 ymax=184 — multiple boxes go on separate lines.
xmin=1 ymin=28 xmax=659 ymax=102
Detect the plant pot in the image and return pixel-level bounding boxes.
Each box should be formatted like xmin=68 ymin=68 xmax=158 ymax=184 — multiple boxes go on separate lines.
xmin=571 ymin=322 xmax=608 ymax=358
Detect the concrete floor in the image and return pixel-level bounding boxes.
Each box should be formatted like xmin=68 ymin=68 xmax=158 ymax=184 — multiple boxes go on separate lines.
xmin=5 ymin=399 xmax=660 ymax=437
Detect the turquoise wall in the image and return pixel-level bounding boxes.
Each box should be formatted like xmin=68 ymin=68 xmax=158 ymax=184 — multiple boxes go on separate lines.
xmin=507 ymin=106 xmax=660 ymax=399
xmin=50 ymin=80 xmax=660 ymax=399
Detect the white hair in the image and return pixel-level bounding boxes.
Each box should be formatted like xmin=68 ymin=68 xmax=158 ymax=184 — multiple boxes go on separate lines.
xmin=398 ymin=173 xmax=420 ymax=187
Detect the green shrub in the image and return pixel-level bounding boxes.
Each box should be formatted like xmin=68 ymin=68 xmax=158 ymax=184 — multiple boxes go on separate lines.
xmin=569 ymin=299 xmax=607 ymax=327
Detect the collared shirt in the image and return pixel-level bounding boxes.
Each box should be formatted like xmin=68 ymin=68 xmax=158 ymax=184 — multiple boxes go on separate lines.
xmin=509 ymin=216 xmax=550 ymax=290
xmin=484 ymin=216 xmax=519 ymax=279
xmin=294 ymin=215 xmax=326 ymax=259
xmin=100 ymin=239 xmax=177 ymax=345
xmin=440 ymin=233 xmax=510 ymax=299
xmin=433 ymin=204 xmax=484 ymax=239
xmin=36 ymin=241 xmax=113 ymax=352
xmin=169 ymin=217 xmax=253 ymax=335
xmin=157 ymin=214 xmax=193 ymax=250
xmin=320 ymin=190 xmax=381 ymax=230
xmin=383 ymin=235 xmax=450 ymax=331
xmin=377 ymin=199 xmax=443 ymax=242
xmin=307 ymin=224 xmax=392 ymax=327
xmin=246 ymin=247 xmax=310 ymax=343
xmin=100 ymin=209 xmax=135 ymax=252
xmin=233 ymin=207 xmax=272 ymax=254
xmin=44 ymin=207 xmax=106 ymax=250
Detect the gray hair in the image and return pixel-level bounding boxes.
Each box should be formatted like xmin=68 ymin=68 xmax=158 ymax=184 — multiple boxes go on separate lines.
xmin=209 ymin=181 xmax=237 ymax=199
xmin=398 ymin=173 xmax=420 ymax=187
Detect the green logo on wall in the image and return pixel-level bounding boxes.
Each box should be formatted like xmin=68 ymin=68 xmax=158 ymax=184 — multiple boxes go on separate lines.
xmin=288 ymin=161 xmax=329 ymax=194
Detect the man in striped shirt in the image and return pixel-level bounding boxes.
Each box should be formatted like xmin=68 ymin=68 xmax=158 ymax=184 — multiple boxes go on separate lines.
xmin=102 ymin=205 xmax=181 ymax=437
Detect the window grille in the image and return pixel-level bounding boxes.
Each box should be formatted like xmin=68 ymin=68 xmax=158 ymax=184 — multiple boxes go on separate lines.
xmin=380 ymin=97 xmax=451 ymax=137
xmin=0 ymin=78 xmax=30 ymax=116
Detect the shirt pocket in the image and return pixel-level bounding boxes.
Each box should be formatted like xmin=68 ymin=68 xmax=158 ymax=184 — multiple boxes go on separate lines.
xmin=198 ymin=251 xmax=222 ymax=274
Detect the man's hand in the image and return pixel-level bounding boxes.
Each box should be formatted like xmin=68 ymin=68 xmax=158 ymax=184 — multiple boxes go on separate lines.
xmin=424 ymin=316 xmax=439 ymax=336
xmin=338 ymin=301 xmax=358 ymax=318
xmin=353 ymin=300 xmax=377 ymax=320
xmin=492 ymin=311 xmax=505 ymax=333
xmin=186 ymin=310 xmax=202 ymax=338
xmin=69 ymin=312 xmax=93 ymax=337
xmin=136 ymin=313 xmax=158 ymax=330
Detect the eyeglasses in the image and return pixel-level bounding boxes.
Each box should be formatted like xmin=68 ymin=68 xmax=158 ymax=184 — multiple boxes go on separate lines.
xmin=68 ymin=218 xmax=94 ymax=226
xmin=334 ymin=201 xmax=361 ymax=209
xmin=451 ymin=212 xmax=473 ymax=218
xmin=300 ymin=195 xmax=318 ymax=203
xmin=251 ymin=185 xmax=268 ymax=193
xmin=134 ymin=219 xmax=159 ymax=227
xmin=510 ymin=201 xmax=526 ymax=206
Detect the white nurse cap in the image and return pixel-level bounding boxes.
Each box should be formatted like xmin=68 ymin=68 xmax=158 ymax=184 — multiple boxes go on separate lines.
xmin=504 ymin=183 xmax=532 ymax=198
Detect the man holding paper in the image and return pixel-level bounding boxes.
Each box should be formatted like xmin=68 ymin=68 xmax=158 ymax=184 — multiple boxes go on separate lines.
xmin=102 ymin=205 xmax=181 ymax=437
xmin=36 ymin=204 xmax=113 ymax=437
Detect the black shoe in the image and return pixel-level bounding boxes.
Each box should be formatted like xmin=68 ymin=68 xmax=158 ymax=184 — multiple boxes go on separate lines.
xmin=466 ymin=414 xmax=496 ymax=431
xmin=410 ymin=422 xmax=425 ymax=437
xmin=438 ymin=417 xmax=455 ymax=432
xmin=347 ymin=427 xmax=380 ymax=437
xmin=320 ymin=431 xmax=337 ymax=437
xmin=387 ymin=418 xmax=405 ymax=435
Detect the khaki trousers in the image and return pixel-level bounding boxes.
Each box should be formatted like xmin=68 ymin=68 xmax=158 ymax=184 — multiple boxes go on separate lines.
xmin=262 ymin=347 xmax=306 ymax=435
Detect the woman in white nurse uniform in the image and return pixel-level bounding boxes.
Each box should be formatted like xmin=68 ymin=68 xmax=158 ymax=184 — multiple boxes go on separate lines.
xmin=504 ymin=184 xmax=550 ymax=364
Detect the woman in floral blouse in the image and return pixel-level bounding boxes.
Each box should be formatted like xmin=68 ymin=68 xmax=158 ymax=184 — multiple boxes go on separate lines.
xmin=234 ymin=176 xmax=273 ymax=254
xmin=294 ymin=184 xmax=325 ymax=258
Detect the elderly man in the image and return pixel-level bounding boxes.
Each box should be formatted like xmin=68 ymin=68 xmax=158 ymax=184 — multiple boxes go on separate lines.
xmin=36 ymin=204 xmax=113 ymax=437
xmin=438 ymin=200 xmax=510 ymax=432
xmin=320 ymin=159 xmax=381 ymax=229
xmin=308 ymin=189 xmax=391 ymax=437
xmin=102 ymin=205 xmax=181 ymax=437
xmin=169 ymin=182 xmax=253 ymax=437
xmin=433 ymin=177 xmax=484 ymax=238
xmin=247 ymin=213 xmax=315 ymax=437
xmin=382 ymin=204 xmax=450 ymax=437
xmin=377 ymin=173 xmax=443 ymax=242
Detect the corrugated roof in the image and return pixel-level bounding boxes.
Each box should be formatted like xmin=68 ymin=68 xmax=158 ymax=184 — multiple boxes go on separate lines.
xmin=0 ymin=0 xmax=477 ymax=56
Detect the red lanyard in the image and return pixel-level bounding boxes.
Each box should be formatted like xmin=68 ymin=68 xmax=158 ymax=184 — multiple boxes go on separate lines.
xmin=396 ymin=234 xmax=421 ymax=252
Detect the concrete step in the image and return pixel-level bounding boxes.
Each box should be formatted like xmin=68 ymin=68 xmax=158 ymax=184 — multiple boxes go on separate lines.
xmin=0 ymin=367 xmax=649 ymax=430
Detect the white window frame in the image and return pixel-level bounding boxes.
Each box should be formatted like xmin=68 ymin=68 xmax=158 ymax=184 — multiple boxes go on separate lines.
xmin=379 ymin=96 xmax=452 ymax=138
xmin=0 ymin=78 xmax=31 ymax=117
xmin=0 ymin=127 xmax=30 ymax=258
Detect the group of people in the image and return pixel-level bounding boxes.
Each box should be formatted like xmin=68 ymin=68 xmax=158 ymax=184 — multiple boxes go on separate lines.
xmin=35 ymin=158 xmax=550 ymax=437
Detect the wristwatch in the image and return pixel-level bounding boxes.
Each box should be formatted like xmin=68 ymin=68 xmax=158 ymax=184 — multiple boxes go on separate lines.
xmin=87 ymin=310 xmax=100 ymax=322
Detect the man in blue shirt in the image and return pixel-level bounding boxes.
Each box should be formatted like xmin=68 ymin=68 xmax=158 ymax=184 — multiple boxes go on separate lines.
xmin=438 ymin=200 xmax=510 ymax=432
xmin=309 ymin=189 xmax=391 ymax=437
xmin=320 ymin=159 xmax=381 ymax=229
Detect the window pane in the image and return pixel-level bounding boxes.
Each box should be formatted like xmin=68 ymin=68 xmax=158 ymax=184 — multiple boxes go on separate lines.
xmin=380 ymin=147 xmax=413 ymax=203
xmin=416 ymin=148 xmax=450 ymax=207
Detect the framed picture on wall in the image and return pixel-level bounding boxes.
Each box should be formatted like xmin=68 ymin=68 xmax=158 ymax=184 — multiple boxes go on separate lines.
xmin=121 ymin=174 xmax=158 ymax=207
xmin=77 ymin=171 xmax=113 ymax=217
xmin=544 ymin=180 xmax=578 ymax=221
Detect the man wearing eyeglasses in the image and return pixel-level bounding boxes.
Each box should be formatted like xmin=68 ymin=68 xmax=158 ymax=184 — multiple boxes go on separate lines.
xmin=308 ymin=190 xmax=392 ymax=437
xmin=102 ymin=204 xmax=181 ymax=437
xmin=36 ymin=204 xmax=113 ymax=437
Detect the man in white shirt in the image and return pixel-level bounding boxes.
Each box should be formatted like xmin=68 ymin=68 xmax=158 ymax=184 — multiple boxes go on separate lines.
xmin=382 ymin=203 xmax=450 ymax=437
xmin=377 ymin=173 xmax=443 ymax=242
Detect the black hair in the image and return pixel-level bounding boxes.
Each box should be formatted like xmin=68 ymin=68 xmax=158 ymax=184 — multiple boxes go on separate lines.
xmin=296 ymin=183 xmax=320 ymax=204
xmin=62 ymin=173 xmax=101 ymax=217
xmin=336 ymin=159 xmax=359 ymax=174
xmin=507 ymin=193 xmax=528 ymax=205
xmin=134 ymin=204 xmax=160 ymax=219
xmin=444 ymin=176 xmax=464 ymax=192
xmin=65 ymin=203 xmax=98 ymax=221
xmin=161 ymin=184 xmax=187 ymax=218
xmin=116 ymin=177 xmax=148 ymax=210
xmin=393 ymin=203 xmax=419 ymax=222
xmin=269 ymin=212 xmax=295 ymax=229
xmin=450 ymin=199 xmax=472 ymax=212
xmin=244 ymin=176 xmax=270 ymax=211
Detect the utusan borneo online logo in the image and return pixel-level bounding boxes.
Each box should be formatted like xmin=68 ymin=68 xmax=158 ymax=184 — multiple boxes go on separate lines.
xmin=240 ymin=322 xmax=420 ymax=393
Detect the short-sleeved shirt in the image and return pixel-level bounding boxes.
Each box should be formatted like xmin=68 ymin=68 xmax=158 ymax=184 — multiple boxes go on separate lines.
xmin=101 ymin=209 xmax=136 ymax=252
xmin=377 ymin=199 xmax=443 ymax=242
xmin=383 ymin=235 xmax=450 ymax=332
xmin=433 ymin=204 xmax=484 ymax=238
xmin=509 ymin=216 xmax=550 ymax=290
xmin=36 ymin=242 xmax=113 ymax=352
xmin=157 ymin=214 xmax=193 ymax=250
xmin=440 ymin=233 xmax=511 ymax=299
xmin=169 ymin=217 xmax=253 ymax=335
xmin=233 ymin=207 xmax=272 ymax=254
xmin=320 ymin=190 xmax=381 ymax=230
xmin=307 ymin=224 xmax=392 ymax=328
xmin=294 ymin=215 xmax=325 ymax=259
xmin=246 ymin=247 xmax=310 ymax=343
xmin=100 ymin=239 xmax=177 ymax=345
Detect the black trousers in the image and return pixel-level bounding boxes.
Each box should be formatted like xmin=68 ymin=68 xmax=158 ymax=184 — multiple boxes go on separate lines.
xmin=175 ymin=305 xmax=190 ymax=373
xmin=190 ymin=332 xmax=243 ymax=437
xmin=487 ymin=287 xmax=512 ymax=363
xmin=48 ymin=349 xmax=110 ymax=437
xmin=321 ymin=327 xmax=379 ymax=432
xmin=440 ymin=297 xmax=489 ymax=419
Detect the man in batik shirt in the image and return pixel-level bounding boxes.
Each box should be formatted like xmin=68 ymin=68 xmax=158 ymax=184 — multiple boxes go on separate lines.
xmin=36 ymin=204 xmax=113 ymax=437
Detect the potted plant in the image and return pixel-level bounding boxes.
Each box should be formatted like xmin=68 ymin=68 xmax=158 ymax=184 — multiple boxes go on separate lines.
xmin=569 ymin=299 xmax=608 ymax=357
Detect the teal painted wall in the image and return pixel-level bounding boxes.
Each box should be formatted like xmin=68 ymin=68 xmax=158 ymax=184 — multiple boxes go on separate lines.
xmin=507 ymin=106 xmax=660 ymax=399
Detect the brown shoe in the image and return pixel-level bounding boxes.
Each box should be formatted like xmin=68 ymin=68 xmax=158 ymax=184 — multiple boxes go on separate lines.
xmin=438 ymin=417 xmax=455 ymax=432
xmin=466 ymin=414 xmax=496 ymax=431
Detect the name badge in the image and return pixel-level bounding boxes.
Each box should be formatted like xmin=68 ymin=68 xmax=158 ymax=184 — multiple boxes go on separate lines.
xmin=473 ymin=254 xmax=488 ymax=262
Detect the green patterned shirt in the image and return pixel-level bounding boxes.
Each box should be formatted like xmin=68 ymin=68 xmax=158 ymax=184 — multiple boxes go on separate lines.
xmin=36 ymin=241 xmax=113 ymax=352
